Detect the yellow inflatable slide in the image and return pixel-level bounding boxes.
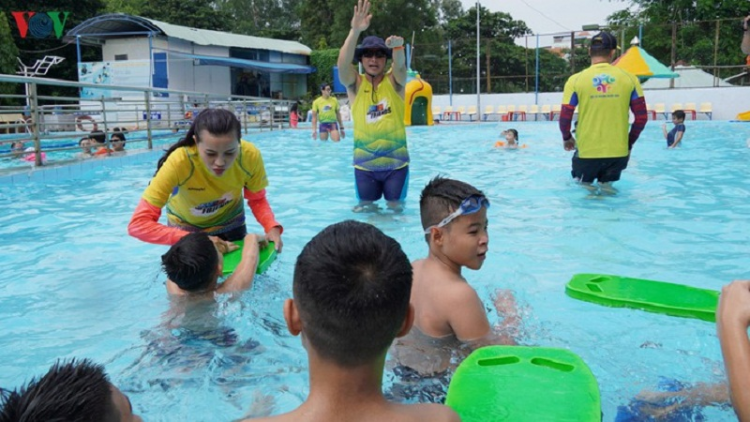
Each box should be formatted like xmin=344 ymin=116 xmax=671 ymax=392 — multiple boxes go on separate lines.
xmin=404 ymin=71 xmax=433 ymax=126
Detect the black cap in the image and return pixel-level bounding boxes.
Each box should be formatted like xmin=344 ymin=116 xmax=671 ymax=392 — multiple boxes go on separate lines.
xmin=590 ymin=32 xmax=618 ymax=51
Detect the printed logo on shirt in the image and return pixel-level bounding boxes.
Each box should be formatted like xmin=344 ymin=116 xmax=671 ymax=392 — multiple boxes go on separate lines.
xmin=322 ymin=105 xmax=332 ymax=112
xmin=366 ymin=99 xmax=391 ymax=124
xmin=592 ymin=74 xmax=616 ymax=93
xmin=190 ymin=193 xmax=233 ymax=216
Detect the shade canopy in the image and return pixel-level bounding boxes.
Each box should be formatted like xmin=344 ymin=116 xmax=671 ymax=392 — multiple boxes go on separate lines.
xmin=613 ymin=46 xmax=678 ymax=79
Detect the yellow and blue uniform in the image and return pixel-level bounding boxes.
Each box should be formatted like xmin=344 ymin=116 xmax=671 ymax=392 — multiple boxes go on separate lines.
xmin=351 ymin=74 xmax=410 ymax=202
xmin=142 ymin=140 xmax=268 ymax=234
xmin=312 ymin=96 xmax=340 ymax=123
xmin=352 ymin=74 xmax=409 ymax=172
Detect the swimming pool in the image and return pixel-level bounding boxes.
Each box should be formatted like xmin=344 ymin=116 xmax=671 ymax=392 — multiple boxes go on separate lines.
xmin=0 ymin=120 xmax=748 ymax=420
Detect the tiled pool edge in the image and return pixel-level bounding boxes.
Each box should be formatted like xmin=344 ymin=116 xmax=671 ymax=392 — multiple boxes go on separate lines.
xmin=0 ymin=150 xmax=164 ymax=185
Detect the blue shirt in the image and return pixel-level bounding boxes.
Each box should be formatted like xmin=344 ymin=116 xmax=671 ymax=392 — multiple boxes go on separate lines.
xmin=667 ymin=123 xmax=686 ymax=147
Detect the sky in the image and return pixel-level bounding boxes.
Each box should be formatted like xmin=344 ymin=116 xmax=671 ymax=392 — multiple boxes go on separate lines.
xmin=459 ymin=0 xmax=632 ymax=41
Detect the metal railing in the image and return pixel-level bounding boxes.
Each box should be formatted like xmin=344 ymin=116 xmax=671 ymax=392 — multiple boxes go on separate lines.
xmin=0 ymin=74 xmax=295 ymax=171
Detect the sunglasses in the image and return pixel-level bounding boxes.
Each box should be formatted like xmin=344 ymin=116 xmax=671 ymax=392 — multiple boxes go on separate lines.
xmin=322 ymin=87 xmax=331 ymax=91
xmin=362 ymin=50 xmax=387 ymax=59
xmin=424 ymin=195 xmax=490 ymax=234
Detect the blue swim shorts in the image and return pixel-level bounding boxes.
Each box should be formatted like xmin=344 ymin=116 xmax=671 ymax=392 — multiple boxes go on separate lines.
xmin=354 ymin=166 xmax=409 ymax=202
xmin=318 ymin=122 xmax=339 ymax=133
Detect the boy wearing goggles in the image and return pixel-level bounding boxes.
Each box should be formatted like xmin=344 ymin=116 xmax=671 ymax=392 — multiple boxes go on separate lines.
xmin=389 ymin=177 xmax=520 ymax=401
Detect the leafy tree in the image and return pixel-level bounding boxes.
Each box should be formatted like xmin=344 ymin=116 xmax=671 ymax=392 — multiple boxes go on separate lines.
xmin=606 ymin=0 xmax=748 ymax=79
xmin=140 ymin=0 xmax=232 ymax=31
xmin=0 ymin=12 xmax=20 ymax=102
xmin=101 ymin=0 xmax=146 ymax=15
xmin=299 ymin=0 xmax=438 ymax=54
xmin=219 ymin=0 xmax=300 ymax=40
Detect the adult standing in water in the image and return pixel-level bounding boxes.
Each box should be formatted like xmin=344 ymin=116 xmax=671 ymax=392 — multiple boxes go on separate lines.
xmin=559 ymin=31 xmax=647 ymax=194
xmin=311 ymin=83 xmax=344 ymax=141
xmin=128 ymin=108 xmax=283 ymax=252
xmin=337 ymin=0 xmax=409 ymax=213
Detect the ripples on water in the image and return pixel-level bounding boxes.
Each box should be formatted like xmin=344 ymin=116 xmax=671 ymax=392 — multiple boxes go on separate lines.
xmin=0 ymin=121 xmax=748 ymax=420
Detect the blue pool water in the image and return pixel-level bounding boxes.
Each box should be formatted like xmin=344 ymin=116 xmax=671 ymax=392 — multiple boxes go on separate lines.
xmin=1 ymin=121 xmax=749 ymax=421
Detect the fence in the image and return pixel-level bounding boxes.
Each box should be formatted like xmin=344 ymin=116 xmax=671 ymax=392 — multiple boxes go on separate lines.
xmin=0 ymin=74 xmax=294 ymax=172
xmin=409 ymin=17 xmax=750 ymax=97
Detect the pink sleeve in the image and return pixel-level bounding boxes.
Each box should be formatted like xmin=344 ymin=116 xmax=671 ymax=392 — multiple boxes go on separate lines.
xmin=244 ymin=188 xmax=283 ymax=234
xmin=128 ymin=198 xmax=189 ymax=245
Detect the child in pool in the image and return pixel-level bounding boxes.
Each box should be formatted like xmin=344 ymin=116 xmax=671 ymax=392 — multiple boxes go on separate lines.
xmin=0 ymin=358 xmax=142 ymax=421
xmin=242 ymin=220 xmax=459 ymax=422
xmin=494 ymin=129 xmax=526 ymax=149
xmin=389 ymin=177 xmax=521 ymax=402
xmin=662 ymin=110 xmax=686 ymax=149
xmin=77 ymin=137 xmax=93 ymax=159
xmin=162 ymin=232 xmax=263 ymax=297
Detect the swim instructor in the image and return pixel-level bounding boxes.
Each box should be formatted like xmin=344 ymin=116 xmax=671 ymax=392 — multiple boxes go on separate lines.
xmin=128 ymin=109 xmax=283 ymax=252
xmin=337 ymin=0 xmax=409 ymax=213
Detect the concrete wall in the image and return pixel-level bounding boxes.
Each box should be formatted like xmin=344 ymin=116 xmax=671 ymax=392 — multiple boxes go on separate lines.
xmin=433 ymin=86 xmax=750 ymax=120
xmin=102 ymin=38 xmax=150 ymax=60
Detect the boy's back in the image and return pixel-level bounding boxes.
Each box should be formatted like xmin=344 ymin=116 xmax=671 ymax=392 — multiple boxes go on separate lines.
xmin=250 ymin=401 xmax=457 ymax=422
xmin=242 ymin=219 xmax=458 ymax=422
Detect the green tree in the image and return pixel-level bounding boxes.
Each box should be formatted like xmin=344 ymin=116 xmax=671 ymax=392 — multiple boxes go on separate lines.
xmin=606 ymin=0 xmax=748 ymax=79
xmin=299 ymin=0 xmax=438 ymax=54
xmin=219 ymin=0 xmax=300 ymax=40
xmin=0 ymin=12 xmax=20 ymax=102
xmin=140 ymin=0 xmax=232 ymax=31
xmin=101 ymin=0 xmax=146 ymax=15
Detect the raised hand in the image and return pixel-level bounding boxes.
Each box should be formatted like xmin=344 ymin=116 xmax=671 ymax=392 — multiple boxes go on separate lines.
xmin=385 ymin=36 xmax=404 ymax=49
xmin=351 ymin=0 xmax=372 ymax=32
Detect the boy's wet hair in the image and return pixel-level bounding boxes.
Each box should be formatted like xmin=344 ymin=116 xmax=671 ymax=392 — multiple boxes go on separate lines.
xmin=0 ymin=358 xmax=119 ymax=421
xmin=672 ymin=110 xmax=686 ymax=120
xmin=506 ymin=128 xmax=519 ymax=140
xmin=161 ymin=232 xmax=219 ymax=292
xmin=89 ymin=130 xmax=106 ymax=144
xmin=293 ymin=220 xmax=412 ymax=367
xmin=420 ymin=176 xmax=485 ymax=240
xmin=155 ymin=108 xmax=242 ymax=175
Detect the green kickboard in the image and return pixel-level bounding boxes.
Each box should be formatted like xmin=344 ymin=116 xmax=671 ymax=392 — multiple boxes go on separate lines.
xmin=222 ymin=240 xmax=276 ymax=275
xmin=566 ymin=273 xmax=719 ymax=322
xmin=446 ymin=346 xmax=601 ymax=422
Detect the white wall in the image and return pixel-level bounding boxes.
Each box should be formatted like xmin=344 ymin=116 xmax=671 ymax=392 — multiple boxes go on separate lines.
xmin=433 ymin=86 xmax=750 ymax=120
xmin=102 ymin=38 xmax=150 ymax=60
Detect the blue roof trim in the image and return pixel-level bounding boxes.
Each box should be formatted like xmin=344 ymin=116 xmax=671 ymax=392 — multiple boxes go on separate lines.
xmin=171 ymin=52 xmax=316 ymax=75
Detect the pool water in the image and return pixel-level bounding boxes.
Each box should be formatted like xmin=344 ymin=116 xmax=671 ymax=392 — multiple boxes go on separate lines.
xmin=0 ymin=121 xmax=748 ymax=421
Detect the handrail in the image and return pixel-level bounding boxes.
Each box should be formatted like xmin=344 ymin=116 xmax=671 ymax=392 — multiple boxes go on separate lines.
xmin=0 ymin=73 xmax=296 ymax=174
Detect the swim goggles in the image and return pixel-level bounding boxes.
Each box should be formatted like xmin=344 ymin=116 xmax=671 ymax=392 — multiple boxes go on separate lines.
xmin=423 ymin=195 xmax=490 ymax=234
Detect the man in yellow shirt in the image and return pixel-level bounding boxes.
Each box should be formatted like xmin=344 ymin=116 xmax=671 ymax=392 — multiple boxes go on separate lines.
xmin=311 ymin=83 xmax=344 ymax=141
xmin=559 ymin=31 xmax=648 ymax=193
